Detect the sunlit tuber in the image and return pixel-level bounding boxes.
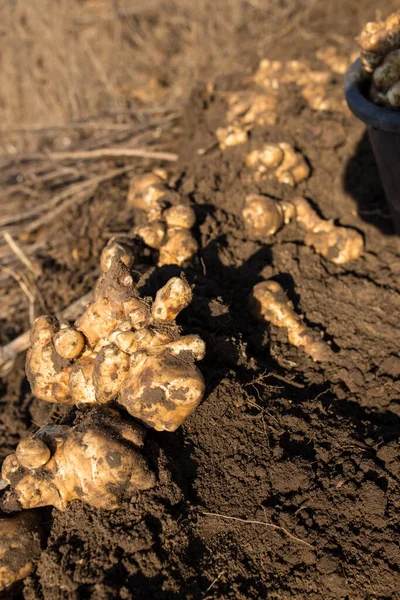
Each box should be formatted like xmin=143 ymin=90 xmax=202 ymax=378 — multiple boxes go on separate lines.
xmin=216 ymin=125 xmax=248 ymax=150
xmin=128 ymin=173 xmax=198 ymax=266
xmin=246 ymin=143 xmax=310 ymax=186
xmin=25 ymin=246 xmax=206 ymax=431
xmin=224 ymin=92 xmax=278 ymax=129
xmin=242 ymin=194 xmax=295 ymax=238
xmin=249 ymin=280 xmax=332 ymax=362
xmin=253 ymin=57 xmax=347 ymax=112
xmin=2 ymin=410 xmax=155 ymax=510
xmin=292 ymin=197 xmax=364 ymax=264
xmin=0 ymin=511 xmax=44 ymax=591
xmin=357 ymin=12 xmax=400 ymax=108
xmin=241 ymin=195 xmax=364 ymax=264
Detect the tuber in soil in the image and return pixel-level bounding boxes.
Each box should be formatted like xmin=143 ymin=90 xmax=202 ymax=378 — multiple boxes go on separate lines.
xmin=26 ymin=240 xmax=206 ymax=431
xmin=242 ymin=194 xmax=295 ymax=238
xmin=249 ymin=280 xmax=332 ymax=362
xmin=242 ymin=195 xmax=364 ymax=264
xmin=128 ymin=173 xmax=198 ymax=266
xmin=246 ymin=143 xmax=310 ymax=186
xmin=2 ymin=409 xmax=155 ymax=510
xmin=291 ymin=197 xmax=364 ymax=264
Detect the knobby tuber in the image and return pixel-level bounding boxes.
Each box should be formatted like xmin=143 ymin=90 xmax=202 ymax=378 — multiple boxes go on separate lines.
xmin=127 ymin=173 xmax=198 ymax=266
xmin=246 ymin=143 xmax=310 ymax=186
xmin=225 ymin=92 xmax=278 ymax=127
xmin=291 ymin=196 xmax=364 ymax=264
xmin=249 ymin=280 xmax=332 ymax=362
xmin=0 ymin=511 xmax=43 ymax=591
xmin=253 ymin=57 xmax=349 ymax=112
xmin=216 ymin=125 xmax=249 ymax=150
xmin=216 ymin=92 xmax=278 ymax=149
xmin=2 ymin=410 xmax=155 ymax=510
xmin=357 ymin=12 xmax=400 ymax=108
xmin=242 ymin=195 xmax=364 ymax=264
xmin=242 ymin=194 xmax=295 ymax=238
xmin=26 ymin=239 xmax=206 ymax=431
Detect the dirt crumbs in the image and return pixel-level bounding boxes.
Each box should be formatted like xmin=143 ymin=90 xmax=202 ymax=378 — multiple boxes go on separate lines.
xmin=1 ymin=2 xmax=400 ymax=600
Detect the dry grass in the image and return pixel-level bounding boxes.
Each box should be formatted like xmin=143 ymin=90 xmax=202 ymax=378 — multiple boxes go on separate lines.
xmin=0 ymin=0 xmax=306 ymax=153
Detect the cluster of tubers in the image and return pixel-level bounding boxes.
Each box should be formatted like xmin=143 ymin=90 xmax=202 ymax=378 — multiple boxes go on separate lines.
xmin=26 ymin=241 xmax=205 ymax=432
xmin=249 ymin=280 xmax=331 ymax=362
xmin=0 ymin=237 xmax=207 ymax=588
xmin=127 ymin=173 xmax=198 ymax=266
xmin=1 ymin=31 xmax=372 ymax=592
xmin=357 ymin=11 xmax=400 ymax=109
xmin=253 ymin=56 xmax=351 ymax=113
xmin=216 ymin=92 xmax=278 ymax=149
xmin=242 ymin=195 xmax=364 ymax=264
xmin=246 ymin=142 xmax=310 ymax=186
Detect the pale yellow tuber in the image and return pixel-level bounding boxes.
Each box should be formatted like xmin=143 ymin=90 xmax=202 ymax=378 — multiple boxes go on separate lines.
xmin=249 ymin=280 xmax=332 ymax=362
xmin=25 ymin=248 xmax=206 ymax=431
xmin=2 ymin=410 xmax=155 ymax=510
xmin=241 ymin=194 xmax=364 ymax=264
xmin=224 ymin=92 xmax=278 ymax=129
xmin=127 ymin=172 xmax=167 ymax=212
xmin=128 ymin=173 xmax=198 ymax=266
xmin=242 ymin=194 xmax=295 ymax=238
xmin=357 ymin=12 xmax=400 ymax=108
xmin=253 ymin=57 xmax=347 ymax=113
xmin=0 ymin=511 xmax=44 ymax=591
xmin=216 ymin=125 xmax=248 ymax=150
xmin=246 ymin=143 xmax=310 ymax=186
xmin=291 ymin=197 xmax=364 ymax=264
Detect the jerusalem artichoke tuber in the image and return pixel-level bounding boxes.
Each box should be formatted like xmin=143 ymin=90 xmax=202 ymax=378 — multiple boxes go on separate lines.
xmin=2 ymin=410 xmax=155 ymax=510
xmin=128 ymin=173 xmax=198 ymax=266
xmin=253 ymin=57 xmax=347 ymax=112
xmin=241 ymin=195 xmax=364 ymax=264
xmin=249 ymin=280 xmax=332 ymax=362
xmin=0 ymin=511 xmax=44 ymax=591
xmin=246 ymin=143 xmax=310 ymax=186
xmin=25 ymin=246 xmax=206 ymax=431
xmin=292 ymin=197 xmax=364 ymax=264
xmin=242 ymin=194 xmax=295 ymax=238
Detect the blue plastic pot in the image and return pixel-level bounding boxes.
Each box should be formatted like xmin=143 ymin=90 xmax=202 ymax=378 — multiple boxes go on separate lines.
xmin=344 ymin=58 xmax=400 ymax=234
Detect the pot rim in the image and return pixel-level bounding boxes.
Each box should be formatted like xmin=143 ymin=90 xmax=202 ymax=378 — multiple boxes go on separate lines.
xmin=344 ymin=58 xmax=400 ymax=134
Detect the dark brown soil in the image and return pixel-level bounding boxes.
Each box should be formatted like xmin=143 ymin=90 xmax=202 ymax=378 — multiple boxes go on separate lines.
xmin=1 ymin=1 xmax=400 ymax=599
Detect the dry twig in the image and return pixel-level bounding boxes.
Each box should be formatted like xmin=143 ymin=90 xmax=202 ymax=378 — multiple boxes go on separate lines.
xmin=19 ymin=148 xmax=178 ymax=162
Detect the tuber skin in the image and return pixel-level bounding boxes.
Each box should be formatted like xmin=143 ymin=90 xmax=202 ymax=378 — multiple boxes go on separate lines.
xmin=246 ymin=143 xmax=310 ymax=186
xmin=25 ymin=241 xmax=206 ymax=431
xmin=0 ymin=510 xmax=44 ymax=591
xmin=128 ymin=173 xmax=198 ymax=266
xmin=241 ymin=195 xmax=364 ymax=264
xmin=216 ymin=125 xmax=249 ymax=150
xmin=253 ymin=58 xmax=347 ymax=112
xmin=217 ymin=92 xmax=278 ymax=145
xmin=291 ymin=197 xmax=364 ymax=264
xmin=357 ymin=12 xmax=400 ymax=108
xmin=2 ymin=410 xmax=155 ymax=511
xmin=249 ymin=280 xmax=332 ymax=362
xmin=242 ymin=194 xmax=295 ymax=238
